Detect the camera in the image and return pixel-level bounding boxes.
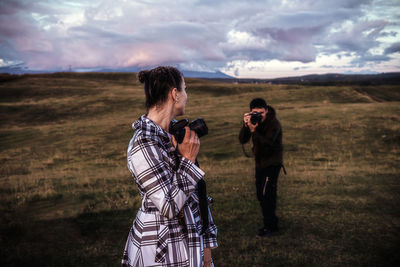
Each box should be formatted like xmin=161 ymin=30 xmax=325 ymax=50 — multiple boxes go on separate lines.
xmin=169 ymin=118 xmax=208 ymax=144
xmin=250 ymin=112 xmax=263 ymax=125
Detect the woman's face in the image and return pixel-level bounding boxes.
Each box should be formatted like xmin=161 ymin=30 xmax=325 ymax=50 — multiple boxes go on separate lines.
xmin=174 ymin=77 xmax=187 ymax=116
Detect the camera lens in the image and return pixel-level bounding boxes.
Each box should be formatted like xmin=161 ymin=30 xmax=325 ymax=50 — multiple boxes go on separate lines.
xmin=250 ymin=112 xmax=262 ymax=125
xmin=189 ymin=118 xmax=208 ymax=138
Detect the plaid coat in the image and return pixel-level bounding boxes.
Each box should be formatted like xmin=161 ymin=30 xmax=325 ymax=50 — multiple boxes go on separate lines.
xmin=122 ymin=115 xmax=218 ymax=267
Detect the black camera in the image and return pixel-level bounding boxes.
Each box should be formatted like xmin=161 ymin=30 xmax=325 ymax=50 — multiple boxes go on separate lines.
xmin=250 ymin=112 xmax=263 ymax=125
xmin=169 ymin=118 xmax=208 ymax=144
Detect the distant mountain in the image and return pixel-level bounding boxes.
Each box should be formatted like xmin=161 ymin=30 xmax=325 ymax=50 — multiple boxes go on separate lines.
xmin=73 ymin=66 xmax=142 ymax=73
xmin=0 ymin=64 xmax=233 ymax=78
xmin=74 ymin=67 xmax=233 ymax=78
xmin=0 ymin=64 xmax=52 ymax=74
xmin=181 ymin=70 xmax=232 ymax=78
xmin=343 ymin=70 xmax=380 ymax=75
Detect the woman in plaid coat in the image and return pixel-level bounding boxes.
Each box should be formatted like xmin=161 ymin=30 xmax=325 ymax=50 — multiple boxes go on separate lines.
xmin=122 ymin=66 xmax=218 ymax=267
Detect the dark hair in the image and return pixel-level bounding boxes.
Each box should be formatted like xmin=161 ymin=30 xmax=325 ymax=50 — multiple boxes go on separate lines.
xmin=250 ymin=98 xmax=268 ymax=110
xmin=138 ymin=66 xmax=183 ymax=109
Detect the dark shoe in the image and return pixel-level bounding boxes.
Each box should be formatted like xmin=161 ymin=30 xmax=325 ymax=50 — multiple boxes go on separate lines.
xmin=257 ymin=227 xmax=264 ymax=235
xmin=258 ymin=226 xmax=278 ymax=234
xmin=257 ymin=228 xmax=274 ymax=238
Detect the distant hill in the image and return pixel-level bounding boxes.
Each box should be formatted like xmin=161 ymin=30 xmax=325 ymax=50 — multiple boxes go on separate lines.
xmin=1 ymin=64 xmax=399 ymax=84
xmin=218 ymin=72 xmax=400 ymax=85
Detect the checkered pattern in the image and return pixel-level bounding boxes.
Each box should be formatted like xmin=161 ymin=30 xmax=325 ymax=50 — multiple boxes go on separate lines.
xmin=122 ymin=115 xmax=218 ymax=267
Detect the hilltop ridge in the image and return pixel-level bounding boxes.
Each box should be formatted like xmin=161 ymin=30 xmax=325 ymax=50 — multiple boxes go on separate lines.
xmin=213 ymin=72 xmax=400 ymax=85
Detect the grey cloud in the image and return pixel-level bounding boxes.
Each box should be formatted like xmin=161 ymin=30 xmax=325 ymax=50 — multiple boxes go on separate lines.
xmin=384 ymin=42 xmax=400 ymax=54
xmin=339 ymin=0 xmax=373 ymax=8
xmin=230 ymin=25 xmax=323 ymax=63
xmin=0 ymin=0 xmax=33 ymax=15
xmin=323 ymin=19 xmax=389 ymax=61
xmin=0 ymin=40 xmax=20 ymax=59
xmin=68 ymin=25 xmax=129 ymax=41
xmin=293 ymin=66 xmax=310 ymax=70
xmin=350 ymin=54 xmax=391 ymax=67
xmin=231 ymin=4 xmax=366 ymax=63
xmin=380 ymin=31 xmax=397 ymax=37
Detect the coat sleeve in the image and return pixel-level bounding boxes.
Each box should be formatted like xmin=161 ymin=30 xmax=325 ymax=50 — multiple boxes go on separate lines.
xmin=202 ymin=201 xmax=218 ymax=248
xmin=239 ymin=123 xmax=251 ymax=144
xmin=127 ymin=135 xmax=204 ymax=219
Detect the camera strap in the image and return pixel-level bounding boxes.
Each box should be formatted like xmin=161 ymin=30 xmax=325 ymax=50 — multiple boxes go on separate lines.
xmin=281 ymin=164 xmax=287 ymax=175
xmin=241 ymin=143 xmax=253 ymax=158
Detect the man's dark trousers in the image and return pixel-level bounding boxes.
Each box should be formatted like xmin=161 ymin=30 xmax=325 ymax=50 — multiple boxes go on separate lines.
xmin=255 ymin=165 xmax=281 ymax=231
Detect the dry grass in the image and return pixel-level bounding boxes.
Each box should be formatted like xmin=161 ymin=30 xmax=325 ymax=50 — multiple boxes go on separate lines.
xmin=0 ymin=73 xmax=399 ymax=266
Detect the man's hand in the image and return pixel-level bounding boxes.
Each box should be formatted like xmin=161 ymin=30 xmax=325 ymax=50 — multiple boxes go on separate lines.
xmin=243 ymin=112 xmax=251 ymax=126
xmin=243 ymin=112 xmax=257 ymax=133
xmin=248 ymin=122 xmax=257 ymax=133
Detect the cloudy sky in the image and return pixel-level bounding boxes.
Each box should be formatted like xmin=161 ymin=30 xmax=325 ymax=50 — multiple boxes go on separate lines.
xmin=0 ymin=0 xmax=399 ymax=78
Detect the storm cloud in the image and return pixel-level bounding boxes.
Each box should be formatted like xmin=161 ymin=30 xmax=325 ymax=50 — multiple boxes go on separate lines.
xmin=0 ymin=0 xmax=399 ymax=77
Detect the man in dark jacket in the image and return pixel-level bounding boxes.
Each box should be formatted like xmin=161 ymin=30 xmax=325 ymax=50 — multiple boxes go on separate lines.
xmin=239 ymin=98 xmax=283 ymax=237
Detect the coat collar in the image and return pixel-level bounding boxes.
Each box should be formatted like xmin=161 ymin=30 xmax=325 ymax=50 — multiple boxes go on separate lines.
xmin=132 ymin=115 xmax=171 ymax=143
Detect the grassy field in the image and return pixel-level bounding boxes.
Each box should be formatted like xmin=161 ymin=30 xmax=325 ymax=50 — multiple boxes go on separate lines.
xmin=0 ymin=73 xmax=399 ymax=266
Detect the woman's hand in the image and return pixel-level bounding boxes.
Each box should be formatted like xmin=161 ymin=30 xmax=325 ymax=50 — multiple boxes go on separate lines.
xmin=175 ymin=126 xmax=200 ymax=162
xmin=204 ymin=248 xmax=212 ymax=267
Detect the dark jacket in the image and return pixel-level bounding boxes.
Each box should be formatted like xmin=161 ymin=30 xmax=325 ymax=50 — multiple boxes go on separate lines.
xmin=239 ymin=106 xmax=283 ymax=169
